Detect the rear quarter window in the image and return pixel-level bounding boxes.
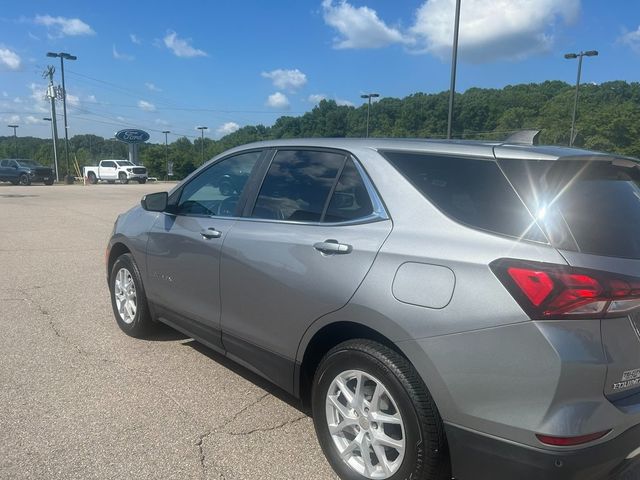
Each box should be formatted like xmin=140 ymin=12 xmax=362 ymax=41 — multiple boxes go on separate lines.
xmin=382 ymin=151 xmax=545 ymax=242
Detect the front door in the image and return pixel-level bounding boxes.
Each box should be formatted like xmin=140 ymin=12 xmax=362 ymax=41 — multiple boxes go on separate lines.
xmin=220 ymin=150 xmax=392 ymax=391
xmin=145 ymin=150 xmax=262 ymax=350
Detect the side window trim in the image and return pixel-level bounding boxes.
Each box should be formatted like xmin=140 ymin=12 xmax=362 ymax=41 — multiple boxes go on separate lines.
xmin=174 ymin=149 xmax=265 ymax=218
xmin=319 ymin=156 xmax=348 ymax=222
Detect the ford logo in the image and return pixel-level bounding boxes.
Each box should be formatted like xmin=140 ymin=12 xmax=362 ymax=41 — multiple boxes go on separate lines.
xmin=115 ymin=129 xmax=150 ymax=144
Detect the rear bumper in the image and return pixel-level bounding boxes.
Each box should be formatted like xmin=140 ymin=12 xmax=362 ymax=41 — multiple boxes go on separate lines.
xmin=447 ymin=423 xmax=640 ymax=480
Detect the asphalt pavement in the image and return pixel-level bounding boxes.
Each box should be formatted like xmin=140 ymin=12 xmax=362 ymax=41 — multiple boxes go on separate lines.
xmin=0 ymin=182 xmax=337 ymax=480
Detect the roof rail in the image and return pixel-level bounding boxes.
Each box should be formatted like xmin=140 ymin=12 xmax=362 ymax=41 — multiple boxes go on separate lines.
xmin=504 ymin=129 xmax=541 ymax=145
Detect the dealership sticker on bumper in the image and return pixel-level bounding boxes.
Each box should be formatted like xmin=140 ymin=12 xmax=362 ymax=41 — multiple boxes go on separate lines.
xmin=613 ymin=369 xmax=640 ymax=390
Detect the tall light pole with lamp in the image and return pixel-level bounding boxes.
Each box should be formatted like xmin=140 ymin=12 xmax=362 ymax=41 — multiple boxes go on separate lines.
xmin=162 ymin=130 xmax=170 ymax=179
xmin=360 ymin=93 xmax=380 ymax=138
xmin=197 ymin=126 xmax=208 ymax=165
xmin=7 ymin=124 xmax=18 ymax=157
xmin=564 ymin=50 xmax=598 ymax=146
xmin=46 ymin=51 xmax=77 ymax=183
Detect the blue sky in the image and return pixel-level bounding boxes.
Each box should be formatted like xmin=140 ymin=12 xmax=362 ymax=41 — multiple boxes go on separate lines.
xmin=1 ymin=0 xmax=639 ymax=143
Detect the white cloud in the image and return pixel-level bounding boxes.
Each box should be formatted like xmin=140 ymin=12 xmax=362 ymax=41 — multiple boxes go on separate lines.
xmin=138 ymin=100 xmax=156 ymax=112
xmin=336 ymin=98 xmax=355 ymax=107
xmin=7 ymin=114 xmax=20 ymax=124
xmin=163 ymin=31 xmax=207 ymax=58
xmin=86 ymin=94 xmax=97 ymax=103
xmin=261 ymin=69 xmax=307 ymax=91
xmin=28 ymin=83 xmax=48 ymax=112
xmin=266 ymin=92 xmax=290 ymax=109
xmin=25 ymin=115 xmax=42 ymax=125
xmin=308 ymin=94 xmax=327 ymax=104
xmin=409 ymin=0 xmax=580 ymax=62
xmin=155 ymin=118 xmax=169 ymax=126
xmin=145 ymin=82 xmax=162 ymax=92
xmin=130 ymin=33 xmax=141 ymax=45
xmin=66 ymin=94 xmax=80 ymax=108
xmin=112 ymin=45 xmax=134 ymax=61
xmin=322 ymin=0 xmax=407 ymax=49
xmin=619 ymin=26 xmax=640 ymax=54
xmin=34 ymin=14 xmax=95 ymax=37
xmin=216 ymin=122 xmax=241 ymax=136
xmin=0 ymin=47 xmax=22 ymax=70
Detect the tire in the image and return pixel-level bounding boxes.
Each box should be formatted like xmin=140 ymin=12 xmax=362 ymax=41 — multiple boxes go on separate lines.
xmin=88 ymin=172 xmax=98 ymax=184
xmin=138 ymin=178 xmax=147 ymax=184
xmin=119 ymin=172 xmax=129 ymax=184
xmin=44 ymin=179 xmax=54 ymax=185
xmin=19 ymin=173 xmax=31 ymax=186
xmin=109 ymin=253 xmax=154 ymax=338
xmin=312 ymin=339 xmax=450 ymax=480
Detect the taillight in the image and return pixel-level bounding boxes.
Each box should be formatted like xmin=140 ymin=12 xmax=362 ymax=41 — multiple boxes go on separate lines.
xmin=491 ymin=259 xmax=640 ymax=319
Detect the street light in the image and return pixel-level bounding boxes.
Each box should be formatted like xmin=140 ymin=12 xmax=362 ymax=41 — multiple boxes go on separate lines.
xmin=360 ymin=93 xmax=380 ymax=138
xmin=162 ymin=130 xmax=170 ymax=179
xmin=47 ymin=51 xmax=77 ymax=183
xmin=197 ymin=126 xmax=208 ymax=165
xmin=564 ymin=50 xmax=598 ymax=146
xmin=447 ymin=0 xmax=462 ymax=140
xmin=7 ymin=124 xmax=18 ymax=157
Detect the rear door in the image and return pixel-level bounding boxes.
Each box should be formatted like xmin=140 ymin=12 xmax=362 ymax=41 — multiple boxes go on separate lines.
xmin=220 ymin=149 xmax=392 ymax=391
xmin=99 ymin=161 xmax=117 ymax=180
xmin=145 ymin=150 xmax=263 ymax=350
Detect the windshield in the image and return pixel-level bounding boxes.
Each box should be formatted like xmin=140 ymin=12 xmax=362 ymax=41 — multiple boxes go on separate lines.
xmin=16 ymin=160 xmax=41 ymax=168
xmin=499 ymin=159 xmax=640 ymax=259
xmin=116 ymin=161 xmax=134 ymax=167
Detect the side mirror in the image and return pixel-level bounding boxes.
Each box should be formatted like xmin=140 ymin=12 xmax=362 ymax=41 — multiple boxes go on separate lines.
xmin=141 ymin=191 xmax=168 ymax=212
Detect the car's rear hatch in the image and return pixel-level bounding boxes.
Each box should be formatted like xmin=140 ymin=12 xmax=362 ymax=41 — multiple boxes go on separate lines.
xmin=495 ymin=151 xmax=640 ymax=402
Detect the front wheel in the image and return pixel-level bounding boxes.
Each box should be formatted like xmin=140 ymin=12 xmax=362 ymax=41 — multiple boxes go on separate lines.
xmin=109 ymin=253 xmax=154 ymax=338
xmin=119 ymin=172 xmax=128 ymax=184
xmin=138 ymin=178 xmax=147 ymax=184
xmin=312 ymin=340 xmax=450 ymax=480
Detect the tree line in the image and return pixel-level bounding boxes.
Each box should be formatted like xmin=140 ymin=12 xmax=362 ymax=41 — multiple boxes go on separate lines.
xmin=1 ymin=80 xmax=638 ymax=180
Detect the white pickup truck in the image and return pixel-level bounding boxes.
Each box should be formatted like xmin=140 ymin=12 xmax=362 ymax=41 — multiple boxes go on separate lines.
xmin=83 ymin=160 xmax=148 ymax=184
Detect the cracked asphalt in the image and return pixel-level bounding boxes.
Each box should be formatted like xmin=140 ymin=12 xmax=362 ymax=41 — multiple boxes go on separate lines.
xmin=0 ymin=183 xmax=337 ymax=480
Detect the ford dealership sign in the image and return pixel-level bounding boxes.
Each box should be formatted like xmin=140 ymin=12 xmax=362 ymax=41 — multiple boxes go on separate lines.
xmin=115 ymin=129 xmax=150 ymax=144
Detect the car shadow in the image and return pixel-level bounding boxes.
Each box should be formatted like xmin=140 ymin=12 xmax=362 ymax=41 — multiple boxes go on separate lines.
xmin=143 ymin=322 xmax=190 ymax=341
xmin=181 ymin=339 xmax=309 ymax=415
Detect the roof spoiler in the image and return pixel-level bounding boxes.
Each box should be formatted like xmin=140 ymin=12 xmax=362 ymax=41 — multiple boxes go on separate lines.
xmin=504 ymin=129 xmax=541 ymax=146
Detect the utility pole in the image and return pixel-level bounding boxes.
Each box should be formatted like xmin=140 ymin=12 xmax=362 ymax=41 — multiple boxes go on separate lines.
xmin=43 ymin=65 xmax=60 ymax=182
xmin=162 ymin=130 xmax=170 ymax=180
xmin=197 ymin=126 xmax=208 ymax=165
xmin=447 ymin=0 xmax=462 ymax=140
xmin=47 ymin=52 xmax=77 ymax=183
xmin=360 ymin=93 xmax=380 ymax=138
xmin=564 ymin=50 xmax=598 ymax=146
xmin=7 ymin=124 xmax=18 ymax=157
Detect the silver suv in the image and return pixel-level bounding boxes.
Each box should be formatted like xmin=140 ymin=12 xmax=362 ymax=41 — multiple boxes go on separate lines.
xmin=107 ymin=137 xmax=640 ymax=480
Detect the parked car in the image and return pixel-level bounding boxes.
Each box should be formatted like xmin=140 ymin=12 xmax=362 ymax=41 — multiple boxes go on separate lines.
xmin=106 ymin=137 xmax=640 ymax=480
xmin=83 ymin=159 xmax=147 ymax=184
xmin=0 ymin=158 xmax=54 ymax=185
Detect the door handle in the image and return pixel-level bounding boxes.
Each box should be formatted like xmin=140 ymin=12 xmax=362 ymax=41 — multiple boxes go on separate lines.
xmin=200 ymin=228 xmax=222 ymax=239
xmin=314 ymin=239 xmax=352 ymax=255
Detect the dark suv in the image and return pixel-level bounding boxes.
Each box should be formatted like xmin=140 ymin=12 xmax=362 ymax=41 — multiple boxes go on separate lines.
xmin=0 ymin=159 xmax=55 ymax=185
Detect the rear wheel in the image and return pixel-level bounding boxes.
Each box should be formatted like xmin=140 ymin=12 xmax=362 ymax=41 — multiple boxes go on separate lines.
xmin=109 ymin=253 xmax=154 ymax=338
xmin=19 ymin=173 xmax=31 ymax=186
xmin=88 ymin=172 xmax=98 ymax=184
xmin=44 ymin=178 xmax=54 ymax=185
xmin=312 ymin=340 xmax=450 ymax=480
xmin=119 ymin=172 xmax=128 ymax=184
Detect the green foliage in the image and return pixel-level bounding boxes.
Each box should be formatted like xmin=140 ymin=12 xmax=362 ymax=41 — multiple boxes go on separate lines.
xmin=1 ymin=81 xmax=639 ymax=179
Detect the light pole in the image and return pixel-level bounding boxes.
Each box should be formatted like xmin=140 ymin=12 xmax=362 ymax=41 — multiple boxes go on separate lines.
xmin=47 ymin=51 xmax=77 ymax=183
xmin=564 ymin=50 xmax=598 ymax=147
xmin=197 ymin=126 xmax=208 ymax=165
xmin=360 ymin=93 xmax=380 ymax=138
xmin=447 ymin=0 xmax=462 ymax=140
xmin=162 ymin=130 xmax=170 ymax=179
xmin=7 ymin=124 xmax=18 ymax=157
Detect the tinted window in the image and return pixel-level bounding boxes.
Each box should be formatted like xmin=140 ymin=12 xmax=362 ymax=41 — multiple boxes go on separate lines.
xmin=178 ymin=151 xmax=261 ymax=217
xmin=252 ymin=150 xmax=345 ymax=222
xmin=102 ymin=161 xmax=116 ymax=168
xmin=383 ymin=151 xmax=545 ymax=241
xmin=116 ymin=161 xmax=134 ymax=167
xmin=500 ymin=159 xmax=640 ymax=259
xmin=324 ymin=159 xmax=374 ymax=222
xmin=0 ymin=160 xmax=8 ymax=167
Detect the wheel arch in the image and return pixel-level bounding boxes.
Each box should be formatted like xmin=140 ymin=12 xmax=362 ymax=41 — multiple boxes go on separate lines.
xmin=107 ymin=241 xmax=132 ymax=281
